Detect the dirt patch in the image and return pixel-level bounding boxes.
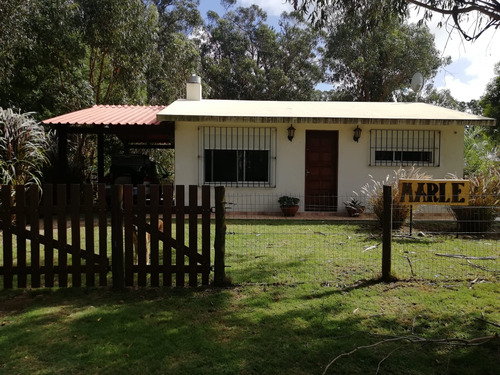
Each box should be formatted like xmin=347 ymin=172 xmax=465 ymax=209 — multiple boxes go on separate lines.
xmin=0 ymin=293 xmax=37 ymax=317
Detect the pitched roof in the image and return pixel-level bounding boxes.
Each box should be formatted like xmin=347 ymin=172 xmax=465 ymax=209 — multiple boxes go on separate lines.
xmin=157 ymin=99 xmax=496 ymax=126
xmin=43 ymin=105 xmax=167 ymax=126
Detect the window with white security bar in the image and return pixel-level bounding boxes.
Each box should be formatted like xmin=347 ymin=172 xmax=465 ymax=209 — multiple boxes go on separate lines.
xmin=199 ymin=127 xmax=277 ymax=187
xmin=370 ymin=129 xmax=440 ymax=167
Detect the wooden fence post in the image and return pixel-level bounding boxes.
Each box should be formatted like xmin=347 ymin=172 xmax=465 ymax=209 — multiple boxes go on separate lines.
xmin=382 ymin=185 xmax=392 ymax=281
xmin=111 ymin=184 xmax=125 ymax=289
xmin=214 ymin=186 xmax=226 ymax=286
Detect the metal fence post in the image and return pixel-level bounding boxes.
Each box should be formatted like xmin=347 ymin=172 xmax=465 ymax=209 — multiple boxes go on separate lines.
xmin=382 ymin=185 xmax=392 ymax=281
xmin=214 ymin=186 xmax=226 ymax=286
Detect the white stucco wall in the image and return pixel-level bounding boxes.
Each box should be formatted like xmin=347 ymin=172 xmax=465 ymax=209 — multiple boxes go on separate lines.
xmin=174 ymin=121 xmax=465 ymax=213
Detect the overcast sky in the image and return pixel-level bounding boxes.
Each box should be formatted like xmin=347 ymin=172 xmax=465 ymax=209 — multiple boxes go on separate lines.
xmin=199 ymin=0 xmax=500 ymax=102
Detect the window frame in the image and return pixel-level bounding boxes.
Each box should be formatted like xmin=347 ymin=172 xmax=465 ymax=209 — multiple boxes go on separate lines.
xmin=370 ymin=129 xmax=441 ymax=167
xmin=199 ymin=127 xmax=277 ymax=187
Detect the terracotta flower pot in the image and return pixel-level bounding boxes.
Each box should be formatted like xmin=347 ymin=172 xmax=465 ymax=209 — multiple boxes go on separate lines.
xmin=280 ymin=205 xmax=299 ymax=217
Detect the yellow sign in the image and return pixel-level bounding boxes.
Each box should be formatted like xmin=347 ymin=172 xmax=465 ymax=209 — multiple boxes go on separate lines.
xmin=398 ymin=179 xmax=469 ymax=205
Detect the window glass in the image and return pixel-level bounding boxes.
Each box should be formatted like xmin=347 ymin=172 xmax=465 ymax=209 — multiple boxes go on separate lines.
xmin=199 ymin=127 xmax=276 ymax=187
xmin=370 ymin=130 xmax=440 ymax=167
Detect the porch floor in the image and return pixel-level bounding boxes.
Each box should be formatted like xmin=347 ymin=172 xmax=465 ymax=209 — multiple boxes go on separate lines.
xmin=225 ymin=211 xmax=456 ymax=221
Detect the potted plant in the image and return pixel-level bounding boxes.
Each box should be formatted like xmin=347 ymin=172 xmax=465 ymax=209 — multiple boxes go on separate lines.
xmin=344 ymin=197 xmax=365 ymax=217
xmin=278 ymin=196 xmax=300 ymax=217
xmin=449 ymin=170 xmax=500 ymax=233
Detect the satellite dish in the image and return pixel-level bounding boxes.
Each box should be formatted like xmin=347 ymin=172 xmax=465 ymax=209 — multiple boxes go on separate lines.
xmin=410 ymin=72 xmax=424 ymax=93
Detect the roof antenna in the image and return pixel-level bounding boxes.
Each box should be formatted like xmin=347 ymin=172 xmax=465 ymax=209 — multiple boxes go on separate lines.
xmin=410 ymin=72 xmax=424 ymax=102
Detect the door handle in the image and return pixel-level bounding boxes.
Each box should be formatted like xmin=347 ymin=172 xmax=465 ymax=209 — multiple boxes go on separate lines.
xmin=305 ymin=169 xmax=311 ymax=177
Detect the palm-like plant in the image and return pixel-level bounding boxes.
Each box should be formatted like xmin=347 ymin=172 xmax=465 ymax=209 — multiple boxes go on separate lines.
xmin=449 ymin=169 xmax=500 ymax=233
xmin=360 ymin=167 xmax=432 ymax=230
xmin=0 ymin=108 xmax=50 ymax=187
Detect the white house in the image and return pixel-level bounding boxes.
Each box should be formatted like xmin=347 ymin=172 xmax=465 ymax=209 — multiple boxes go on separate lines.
xmin=157 ymin=77 xmax=495 ymax=214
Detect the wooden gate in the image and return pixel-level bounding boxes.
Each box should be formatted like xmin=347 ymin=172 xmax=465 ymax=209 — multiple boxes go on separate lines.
xmin=116 ymin=184 xmax=213 ymax=288
xmin=0 ymin=184 xmax=109 ymax=288
xmin=0 ymin=184 xmax=225 ymax=289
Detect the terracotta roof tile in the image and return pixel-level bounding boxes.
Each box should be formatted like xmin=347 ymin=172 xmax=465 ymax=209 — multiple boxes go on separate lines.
xmin=43 ymin=105 xmax=167 ymax=126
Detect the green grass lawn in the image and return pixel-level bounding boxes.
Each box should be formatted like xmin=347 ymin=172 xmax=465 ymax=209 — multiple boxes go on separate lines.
xmin=1 ymin=220 xmax=499 ymax=373
xmin=224 ymin=220 xmax=500 ymax=284
xmin=0 ymin=279 xmax=499 ymax=374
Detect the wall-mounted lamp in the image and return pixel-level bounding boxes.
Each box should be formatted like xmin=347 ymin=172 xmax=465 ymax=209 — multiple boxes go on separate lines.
xmin=353 ymin=125 xmax=362 ymax=143
xmin=287 ymin=124 xmax=295 ymax=142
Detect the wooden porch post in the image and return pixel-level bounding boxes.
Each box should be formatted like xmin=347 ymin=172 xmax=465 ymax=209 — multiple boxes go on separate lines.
xmin=57 ymin=127 xmax=68 ymax=183
xmin=97 ymin=131 xmax=105 ymax=182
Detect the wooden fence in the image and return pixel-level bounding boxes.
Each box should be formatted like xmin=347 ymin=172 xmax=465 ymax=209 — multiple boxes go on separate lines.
xmin=0 ymin=184 xmax=225 ymax=289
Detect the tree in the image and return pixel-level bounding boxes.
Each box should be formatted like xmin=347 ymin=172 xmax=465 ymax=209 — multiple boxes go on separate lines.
xmin=463 ymin=126 xmax=499 ymax=177
xmin=200 ymin=5 xmax=324 ymax=100
xmin=324 ymin=16 xmax=447 ymax=101
xmin=0 ymin=0 xmax=30 ymax=97
xmin=289 ymin=0 xmax=500 ymax=41
xmin=146 ymin=0 xmax=203 ymax=104
xmin=480 ymin=62 xmax=500 ymax=140
xmin=0 ymin=0 xmax=93 ymax=118
xmin=0 ymin=108 xmax=50 ymax=186
xmin=79 ymin=0 xmax=159 ymax=105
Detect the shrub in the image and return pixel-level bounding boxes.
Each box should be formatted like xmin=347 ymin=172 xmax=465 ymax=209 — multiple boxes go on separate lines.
xmin=0 ymin=108 xmax=49 ymax=186
xmin=449 ymin=168 xmax=500 ymax=233
xmin=360 ymin=167 xmax=432 ymax=230
xmin=278 ymin=196 xmax=300 ymax=207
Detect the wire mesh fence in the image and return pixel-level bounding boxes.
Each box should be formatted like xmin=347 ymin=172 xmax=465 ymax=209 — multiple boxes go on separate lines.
xmin=1 ymin=189 xmax=498 ymax=288
xmin=223 ymin=192 xmax=500 ymax=284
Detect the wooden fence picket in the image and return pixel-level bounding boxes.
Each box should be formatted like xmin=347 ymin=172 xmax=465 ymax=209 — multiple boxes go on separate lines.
xmin=1 ymin=185 xmax=13 ymax=289
xmin=43 ymin=184 xmax=55 ymax=287
xmin=28 ymin=185 xmax=41 ymax=288
xmin=162 ymin=184 xmax=173 ymax=287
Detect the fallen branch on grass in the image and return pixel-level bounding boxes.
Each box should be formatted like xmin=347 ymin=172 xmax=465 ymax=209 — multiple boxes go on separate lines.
xmin=405 ymin=255 xmax=415 ymax=277
xmin=466 ymin=260 xmax=500 ymax=273
xmin=475 ymin=317 xmax=500 ymax=329
xmin=362 ymin=243 xmax=381 ymax=253
xmin=393 ymin=234 xmax=428 ymax=240
xmin=435 ymin=253 xmax=498 ymax=260
xmin=322 ymin=333 xmax=498 ymax=375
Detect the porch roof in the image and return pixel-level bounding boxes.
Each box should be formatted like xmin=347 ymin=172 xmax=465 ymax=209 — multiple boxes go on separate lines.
xmin=42 ymin=104 xmax=174 ymax=148
xmin=43 ymin=105 xmax=167 ymax=127
xmin=156 ymin=99 xmax=496 ymax=127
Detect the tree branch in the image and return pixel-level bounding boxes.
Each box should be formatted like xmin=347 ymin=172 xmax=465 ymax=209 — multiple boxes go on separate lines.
xmin=96 ymin=48 xmax=108 ymax=104
xmin=323 ymin=333 xmax=498 ymax=374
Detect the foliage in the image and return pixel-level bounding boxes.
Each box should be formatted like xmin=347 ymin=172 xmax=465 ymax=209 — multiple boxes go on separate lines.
xmin=344 ymin=196 xmax=365 ymax=216
xmin=146 ymin=0 xmax=203 ymax=105
xmin=147 ymin=32 xmax=201 ymax=105
xmin=480 ymin=62 xmax=500 ymax=141
xmin=449 ymin=168 xmax=500 ymax=233
xmin=0 ymin=0 xmax=30 ymax=93
xmin=324 ymin=15 xmax=447 ymax=101
xmin=0 ymin=0 xmax=201 ymax=117
xmin=463 ymin=126 xmax=499 ymax=177
xmin=0 ymin=108 xmax=50 ymax=186
xmin=0 ymin=0 xmax=93 ymax=118
xmin=278 ymin=195 xmax=300 ymax=207
xmin=200 ymin=5 xmax=324 ymax=100
xmin=360 ymin=167 xmax=432 ymax=229
xmin=79 ymin=0 xmax=159 ymax=105
xmin=289 ymin=0 xmax=500 ymax=41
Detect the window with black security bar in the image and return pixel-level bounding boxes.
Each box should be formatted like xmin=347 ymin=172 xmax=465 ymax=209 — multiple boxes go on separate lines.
xmin=199 ymin=127 xmax=276 ymax=187
xmin=370 ymin=129 xmax=440 ymax=167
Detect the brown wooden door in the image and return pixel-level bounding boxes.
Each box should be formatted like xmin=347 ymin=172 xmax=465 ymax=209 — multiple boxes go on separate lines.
xmin=305 ymin=130 xmax=338 ymax=211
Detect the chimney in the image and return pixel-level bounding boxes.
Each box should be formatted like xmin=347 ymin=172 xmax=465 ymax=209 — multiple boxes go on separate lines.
xmin=186 ymin=75 xmax=202 ymax=101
